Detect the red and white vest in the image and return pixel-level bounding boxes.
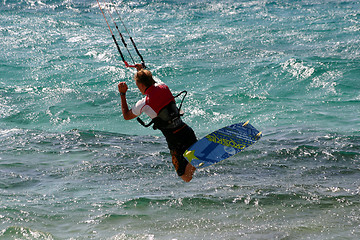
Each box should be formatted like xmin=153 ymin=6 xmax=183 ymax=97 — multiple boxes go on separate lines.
xmin=132 ymin=83 xmax=175 ymax=119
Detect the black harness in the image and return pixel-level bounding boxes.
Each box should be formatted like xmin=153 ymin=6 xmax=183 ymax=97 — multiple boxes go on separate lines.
xmin=136 ymin=91 xmax=187 ymax=130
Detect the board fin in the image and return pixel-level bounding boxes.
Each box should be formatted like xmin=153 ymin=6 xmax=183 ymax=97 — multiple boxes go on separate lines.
xmin=255 ymin=131 xmax=262 ymax=138
xmin=183 ymin=150 xmax=198 ymax=163
xmin=242 ymin=120 xmax=250 ymax=127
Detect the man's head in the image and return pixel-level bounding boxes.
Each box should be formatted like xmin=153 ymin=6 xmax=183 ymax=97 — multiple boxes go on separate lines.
xmin=135 ymin=69 xmax=155 ymax=87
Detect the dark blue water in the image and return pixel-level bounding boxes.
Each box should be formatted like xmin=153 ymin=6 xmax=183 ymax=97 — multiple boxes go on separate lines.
xmin=1 ymin=0 xmax=359 ymax=239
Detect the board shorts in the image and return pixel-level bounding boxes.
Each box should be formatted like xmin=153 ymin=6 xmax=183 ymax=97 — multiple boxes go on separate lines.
xmin=161 ymin=124 xmax=197 ymax=176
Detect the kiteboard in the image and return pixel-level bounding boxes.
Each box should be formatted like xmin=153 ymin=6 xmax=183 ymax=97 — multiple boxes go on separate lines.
xmin=183 ymin=121 xmax=262 ymax=168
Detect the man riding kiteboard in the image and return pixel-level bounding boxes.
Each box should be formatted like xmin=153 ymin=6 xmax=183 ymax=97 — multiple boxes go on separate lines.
xmin=118 ymin=64 xmax=197 ymax=182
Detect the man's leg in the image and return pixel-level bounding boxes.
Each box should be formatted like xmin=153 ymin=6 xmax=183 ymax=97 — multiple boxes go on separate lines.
xmin=181 ymin=163 xmax=196 ymax=182
xmin=171 ymin=150 xmax=196 ymax=182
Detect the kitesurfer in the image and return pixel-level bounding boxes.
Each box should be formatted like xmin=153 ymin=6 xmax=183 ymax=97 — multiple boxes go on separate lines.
xmin=118 ymin=64 xmax=197 ymax=182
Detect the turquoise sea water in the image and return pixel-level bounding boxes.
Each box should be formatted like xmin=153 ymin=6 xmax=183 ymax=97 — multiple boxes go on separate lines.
xmin=1 ymin=0 xmax=359 ymax=239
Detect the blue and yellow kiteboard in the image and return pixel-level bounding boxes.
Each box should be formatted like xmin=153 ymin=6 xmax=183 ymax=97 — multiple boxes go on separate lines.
xmin=183 ymin=121 xmax=262 ymax=168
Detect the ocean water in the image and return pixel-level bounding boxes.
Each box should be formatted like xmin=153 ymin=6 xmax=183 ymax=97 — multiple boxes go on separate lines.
xmin=0 ymin=0 xmax=359 ymax=239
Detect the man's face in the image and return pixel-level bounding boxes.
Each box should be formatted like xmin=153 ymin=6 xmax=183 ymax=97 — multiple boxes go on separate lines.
xmin=135 ymin=80 xmax=145 ymax=95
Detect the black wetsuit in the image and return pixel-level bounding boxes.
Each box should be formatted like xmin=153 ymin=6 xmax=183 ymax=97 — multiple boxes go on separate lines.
xmin=161 ymin=123 xmax=197 ymax=176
